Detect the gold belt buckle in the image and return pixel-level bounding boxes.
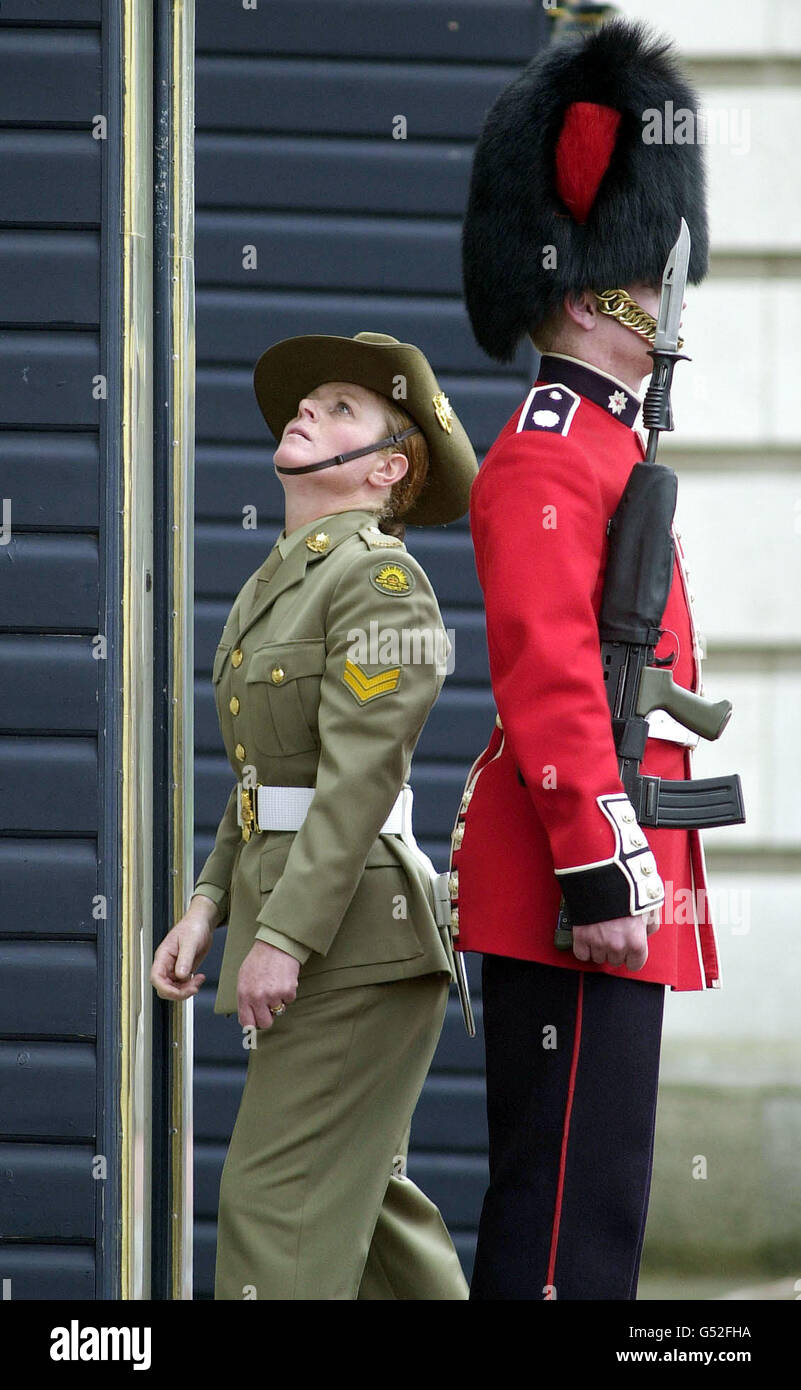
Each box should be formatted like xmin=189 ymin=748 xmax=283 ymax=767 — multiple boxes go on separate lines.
xmin=240 ymin=785 xmax=260 ymax=841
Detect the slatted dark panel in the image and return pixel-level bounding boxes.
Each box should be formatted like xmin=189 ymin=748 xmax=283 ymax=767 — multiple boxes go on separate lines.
xmin=0 ymin=332 xmax=100 ymax=427
xmin=0 ymin=944 xmax=97 ymax=1035
xmin=0 ymin=2 xmax=100 ymax=20
xmin=198 ymin=290 xmax=507 ymax=372
xmin=199 ymin=136 xmax=475 ymax=216
xmin=0 ymin=840 xmax=98 ymax=938
xmin=0 ymin=132 xmax=100 ymax=222
xmin=0 ymin=537 xmax=99 ymax=628
xmin=0 ymin=1042 xmax=96 ymax=1137
xmin=0 ymin=232 xmax=100 ymax=325
xmin=192 ymin=0 xmax=546 ymax=1296
xmin=197 ymin=1 xmax=545 ymax=62
xmin=0 ymin=637 xmax=99 ymax=729
xmin=0 ymin=1144 xmax=96 ymax=1240
xmin=0 ymin=30 xmax=100 ymax=122
xmin=0 ymin=1 xmax=109 ymax=1300
xmin=197 ymin=59 xmax=518 ymax=137
xmin=0 ymin=434 xmax=99 ymax=527
xmin=0 ymin=738 xmax=97 ymax=834
xmin=0 ymin=1246 xmax=96 ymax=1301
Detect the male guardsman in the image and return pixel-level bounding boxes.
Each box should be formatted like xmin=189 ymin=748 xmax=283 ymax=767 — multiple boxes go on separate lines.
xmin=451 ymin=19 xmax=738 ymax=1299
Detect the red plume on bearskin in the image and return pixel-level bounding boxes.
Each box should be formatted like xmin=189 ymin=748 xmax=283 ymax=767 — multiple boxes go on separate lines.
xmin=461 ymin=19 xmax=709 ymax=362
xmin=555 ymin=102 xmax=622 ymax=224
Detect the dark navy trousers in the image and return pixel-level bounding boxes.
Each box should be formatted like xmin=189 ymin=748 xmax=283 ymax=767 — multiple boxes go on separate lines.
xmin=470 ymin=956 xmax=665 ymax=1301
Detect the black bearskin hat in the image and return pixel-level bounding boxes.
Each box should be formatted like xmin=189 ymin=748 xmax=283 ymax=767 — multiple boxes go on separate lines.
xmin=462 ymin=18 xmax=709 ymax=362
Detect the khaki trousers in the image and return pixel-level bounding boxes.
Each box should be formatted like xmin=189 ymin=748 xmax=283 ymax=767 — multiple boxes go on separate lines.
xmin=214 ymin=972 xmax=469 ymax=1300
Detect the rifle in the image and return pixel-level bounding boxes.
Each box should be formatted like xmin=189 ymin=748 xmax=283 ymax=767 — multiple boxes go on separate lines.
xmin=554 ymin=220 xmax=745 ymax=949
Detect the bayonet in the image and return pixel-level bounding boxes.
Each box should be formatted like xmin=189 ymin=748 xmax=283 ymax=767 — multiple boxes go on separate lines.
xmin=643 ymin=218 xmax=692 ymax=458
xmin=654 ymin=217 xmax=690 ymax=355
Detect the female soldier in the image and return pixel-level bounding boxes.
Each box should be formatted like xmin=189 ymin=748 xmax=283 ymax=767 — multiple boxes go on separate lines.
xmin=150 ymin=331 xmax=477 ymax=1300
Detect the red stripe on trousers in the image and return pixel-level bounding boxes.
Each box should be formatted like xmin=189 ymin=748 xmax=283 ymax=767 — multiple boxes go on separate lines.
xmin=545 ymin=971 xmax=584 ymax=1297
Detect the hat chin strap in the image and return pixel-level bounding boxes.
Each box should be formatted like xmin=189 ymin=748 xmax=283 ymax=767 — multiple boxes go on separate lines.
xmin=594 ymin=289 xmax=685 ymax=352
xmin=274 ymin=425 xmax=421 ymax=475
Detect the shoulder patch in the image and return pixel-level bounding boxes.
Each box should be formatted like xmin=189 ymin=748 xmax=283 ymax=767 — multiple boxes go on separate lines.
xmin=369 ymin=561 xmax=416 ymax=597
xmin=517 ymin=383 xmax=581 ymax=437
xmin=358 ymin=524 xmax=404 ymax=549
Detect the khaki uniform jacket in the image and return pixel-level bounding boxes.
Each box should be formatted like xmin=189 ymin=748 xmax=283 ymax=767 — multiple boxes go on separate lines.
xmin=192 ymin=507 xmax=454 ymax=1015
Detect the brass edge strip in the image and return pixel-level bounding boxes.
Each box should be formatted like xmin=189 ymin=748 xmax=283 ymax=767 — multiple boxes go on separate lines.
xmin=121 ymin=0 xmax=154 ymax=1298
xmin=170 ymin=0 xmax=196 ymax=1302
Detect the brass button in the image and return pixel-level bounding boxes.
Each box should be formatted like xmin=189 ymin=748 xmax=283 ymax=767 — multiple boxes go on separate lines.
xmin=452 ymin=823 xmax=464 ymax=850
xmin=271 ymin=667 xmax=285 ymax=684
xmin=305 ymin=531 xmax=330 ymax=553
xmin=229 ymin=696 xmax=240 ymax=714
xmin=450 ymin=907 xmax=459 ymax=929
xmin=641 ymin=863 xmax=653 ymax=875
xmin=231 ymin=648 xmax=243 ymax=667
xmin=448 ymin=871 xmax=459 ymax=897
xmin=647 ymin=885 xmax=661 ymax=900
xmin=235 ymin=743 xmax=246 ymax=760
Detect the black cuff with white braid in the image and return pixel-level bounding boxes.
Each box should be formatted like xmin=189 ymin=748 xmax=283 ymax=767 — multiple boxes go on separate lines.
xmin=555 ymin=793 xmax=665 ymax=926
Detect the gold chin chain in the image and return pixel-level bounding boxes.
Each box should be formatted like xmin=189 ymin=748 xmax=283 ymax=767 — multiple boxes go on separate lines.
xmin=594 ymin=289 xmax=684 ymax=351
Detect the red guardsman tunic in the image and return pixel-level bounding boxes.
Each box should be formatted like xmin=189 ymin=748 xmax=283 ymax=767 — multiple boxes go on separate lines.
xmin=451 ymin=353 xmax=720 ymax=991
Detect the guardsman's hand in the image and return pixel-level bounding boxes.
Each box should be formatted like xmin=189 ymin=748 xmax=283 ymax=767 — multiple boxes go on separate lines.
xmin=571 ymin=907 xmax=660 ymax=972
xmin=237 ymin=941 xmax=301 ymax=1031
xmin=150 ymin=893 xmax=221 ymax=1000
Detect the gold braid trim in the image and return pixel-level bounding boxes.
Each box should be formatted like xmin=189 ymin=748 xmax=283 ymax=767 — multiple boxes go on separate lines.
xmin=594 ymin=289 xmax=684 ymax=350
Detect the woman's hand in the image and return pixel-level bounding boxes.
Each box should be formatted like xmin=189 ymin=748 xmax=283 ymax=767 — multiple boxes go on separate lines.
xmin=150 ymin=894 xmax=220 ymax=1000
xmin=237 ymin=942 xmax=300 ymax=1031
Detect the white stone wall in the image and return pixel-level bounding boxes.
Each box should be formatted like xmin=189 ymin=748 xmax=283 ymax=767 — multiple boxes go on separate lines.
xmin=615 ymin=0 xmax=801 ymax=1282
xmin=621 ymin=1 xmax=801 ymax=1068
xmin=624 ymin=0 xmax=801 ymax=55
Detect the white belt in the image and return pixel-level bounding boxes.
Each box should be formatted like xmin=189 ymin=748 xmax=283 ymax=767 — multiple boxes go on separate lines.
xmin=236 ymin=778 xmax=477 ymax=1037
xmin=236 ymin=781 xmax=413 ymax=835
